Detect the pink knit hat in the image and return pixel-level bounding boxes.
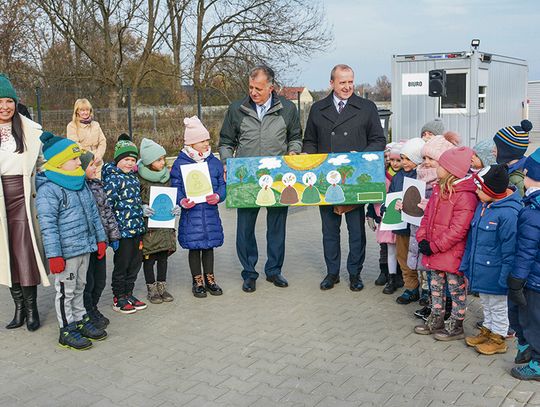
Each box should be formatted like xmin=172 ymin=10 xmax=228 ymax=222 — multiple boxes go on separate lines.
xmin=422 ymin=131 xmax=461 ymax=161
xmin=183 ymin=116 xmax=210 ymax=145
xmin=438 ymin=146 xmax=474 ymax=178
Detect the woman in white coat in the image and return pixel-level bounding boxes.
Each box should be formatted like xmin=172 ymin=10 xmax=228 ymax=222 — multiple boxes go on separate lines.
xmin=0 ymin=74 xmax=49 ymax=331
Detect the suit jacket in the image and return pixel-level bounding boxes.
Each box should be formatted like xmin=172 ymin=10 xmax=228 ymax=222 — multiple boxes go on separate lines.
xmin=302 ymin=93 xmax=386 ymax=154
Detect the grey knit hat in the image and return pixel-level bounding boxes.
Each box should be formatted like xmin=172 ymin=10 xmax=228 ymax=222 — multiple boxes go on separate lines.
xmin=421 ymin=118 xmax=445 ymax=137
xmin=473 ymin=139 xmax=497 ymax=167
xmin=80 ymin=150 xmax=95 ymax=171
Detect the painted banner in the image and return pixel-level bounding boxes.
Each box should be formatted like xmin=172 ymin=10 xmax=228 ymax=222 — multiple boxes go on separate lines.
xmin=379 ymin=191 xmax=406 ymax=231
xmin=401 ymin=177 xmax=427 ymax=226
xmin=226 ymin=152 xmax=386 ymax=208
xmin=148 ymin=186 xmax=177 ymax=229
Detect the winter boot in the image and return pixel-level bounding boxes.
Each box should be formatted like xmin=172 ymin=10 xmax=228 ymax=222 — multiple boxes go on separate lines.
xmin=434 ymin=317 xmax=465 ymax=341
xmin=396 ymin=287 xmax=420 ymax=304
xmin=147 ymin=283 xmax=163 ymax=304
xmin=419 ymin=289 xmax=430 ymax=307
xmin=414 ymin=312 xmax=445 ymax=335
xmin=204 ymin=274 xmax=223 ymax=296
xmin=515 ymin=343 xmax=532 ymax=364
xmin=6 ymin=283 xmax=25 ymax=329
xmin=59 ymin=322 xmax=92 ymax=350
xmin=475 ymin=332 xmax=507 ymax=355
xmin=465 ymin=326 xmax=491 ymax=347
xmin=375 ymin=264 xmax=388 ymax=286
xmin=77 ymin=315 xmax=107 ymax=341
xmin=414 ymin=306 xmax=431 ymax=320
xmin=156 ymin=281 xmax=174 ymax=302
xmin=511 ymin=360 xmax=540 ymax=381
xmin=395 ymin=266 xmax=404 ymax=288
xmin=192 ymin=275 xmax=207 ymax=298
xmin=382 ymin=274 xmax=397 ymax=294
xmin=89 ymin=308 xmax=109 ymax=330
xmin=21 ymin=285 xmax=40 ymax=331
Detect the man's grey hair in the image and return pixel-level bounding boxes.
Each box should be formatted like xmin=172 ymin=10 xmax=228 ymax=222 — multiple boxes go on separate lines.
xmin=249 ymin=65 xmax=275 ymax=85
xmin=330 ymin=64 xmax=354 ymax=81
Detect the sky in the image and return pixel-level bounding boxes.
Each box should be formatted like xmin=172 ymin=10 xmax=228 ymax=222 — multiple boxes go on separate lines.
xmin=292 ymin=0 xmax=540 ymax=90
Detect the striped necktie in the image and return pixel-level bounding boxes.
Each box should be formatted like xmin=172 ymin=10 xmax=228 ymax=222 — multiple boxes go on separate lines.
xmin=338 ymin=101 xmax=344 ymax=114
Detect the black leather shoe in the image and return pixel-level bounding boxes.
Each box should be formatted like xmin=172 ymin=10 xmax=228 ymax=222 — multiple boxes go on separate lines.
xmin=349 ymin=275 xmax=364 ymax=291
xmin=320 ymin=274 xmax=340 ymax=290
xmin=266 ymin=274 xmax=288 ymax=288
xmin=242 ymin=279 xmax=256 ymax=293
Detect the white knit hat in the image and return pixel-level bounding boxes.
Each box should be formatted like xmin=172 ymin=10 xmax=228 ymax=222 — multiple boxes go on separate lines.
xmin=400 ymin=137 xmax=425 ymax=165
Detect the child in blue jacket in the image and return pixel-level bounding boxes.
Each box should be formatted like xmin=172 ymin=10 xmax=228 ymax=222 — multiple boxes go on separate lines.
xmin=102 ymin=134 xmax=146 ymax=314
xmin=460 ymin=165 xmax=521 ymax=355
xmin=508 ymin=148 xmax=540 ymax=381
xmin=36 ymin=132 xmax=107 ymax=350
xmin=171 ymin=116 xmax=226 ymax=298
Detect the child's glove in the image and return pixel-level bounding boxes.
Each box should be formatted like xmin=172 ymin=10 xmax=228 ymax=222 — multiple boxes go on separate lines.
xmin=97 ymin=242 xmax=107 ymax=260
xmin=180 ymin=198 xmax=196 ymax=209
xmin=206 ymin=193 xmax=220 ymax=205
xmin=142 ymin=204 xmax=155 ymax=217
xmin=366 ymin=217 xmax=377 ymax=232
xmin=507 ymin=276 xmax=527 ymax=307
xmin=418 ymin=240 xmax=433 ymax=256
xmin=171 ymin=205 xmax=182 ymax=216
xmin=110 ymin=240 xmax=120 ymax=252
xmin=49 ymin=257 xmax=65 ymax=274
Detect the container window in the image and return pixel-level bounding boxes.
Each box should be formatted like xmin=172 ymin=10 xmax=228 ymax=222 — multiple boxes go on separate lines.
xmin=478 ymin=86 xmax=487 ymax=112
xmin=441 ymin=73 xmax=467 ymax=109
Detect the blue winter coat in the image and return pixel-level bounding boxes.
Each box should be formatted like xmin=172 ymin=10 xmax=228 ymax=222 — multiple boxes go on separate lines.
xmin=35 ymin=173 xmax=107 ymax=260
xmin=381 ymin=168 xmax=417 ymax=236
xmin=102 ymin=162 xmax=145 ymax=238
xmin=459 ymin=190 xmax=522 ymax=295
xmin=510 ymin=190 xmax=540 ymax=293
xmin=170 ymin=152 xmax=226 ymax=250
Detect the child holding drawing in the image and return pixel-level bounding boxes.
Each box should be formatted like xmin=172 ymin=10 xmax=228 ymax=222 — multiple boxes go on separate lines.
xmin=170 ymin=116 xmax=226 ymax=298
xmin=137 ymin=138 xmax=179 ymax=304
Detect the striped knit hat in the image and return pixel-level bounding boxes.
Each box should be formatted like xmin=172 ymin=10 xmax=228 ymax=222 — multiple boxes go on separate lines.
xmin=40 ymin=131 xmax=81 ymax=167
xmin=473 ymin=165 xmax=509 ymax=199
xmin=493 ymin=120 xmax=533 ymax=164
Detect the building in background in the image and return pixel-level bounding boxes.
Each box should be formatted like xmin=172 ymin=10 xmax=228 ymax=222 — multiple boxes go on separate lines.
xmin=391 ymin=47 xmax=528 ymax=146
xmin=528 ymin=80 xmax=540 ymax=147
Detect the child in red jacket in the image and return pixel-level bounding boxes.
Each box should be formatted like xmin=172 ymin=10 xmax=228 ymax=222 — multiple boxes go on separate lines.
xmin=414 ymin=146 xmax=478 ymax=340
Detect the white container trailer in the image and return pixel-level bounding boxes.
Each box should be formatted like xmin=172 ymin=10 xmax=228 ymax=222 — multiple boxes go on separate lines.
xmin=391 ymin=48 xmax=528 ymax=146
xmin=528 ymin=81 xmax=540 ymax=146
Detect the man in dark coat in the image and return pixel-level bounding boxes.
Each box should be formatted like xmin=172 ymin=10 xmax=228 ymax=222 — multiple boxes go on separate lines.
xmin=219 ymin=65 xmax=302 ymax=293
xmin=303 ymin=64 xmax=386 ymax=291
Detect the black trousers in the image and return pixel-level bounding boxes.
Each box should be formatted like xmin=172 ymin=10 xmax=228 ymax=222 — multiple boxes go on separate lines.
xmin=84 ymin=251 xmax=107 ymax=311
xmin=111 ymin=237 xmax=142 ymax=297
xmin=189 ymin=249 xmax=214 ymax=277
xmin=519 ymin=289 xmax=540 ymax=361
xmin=143 ymin=251 xmax=169 ymax=284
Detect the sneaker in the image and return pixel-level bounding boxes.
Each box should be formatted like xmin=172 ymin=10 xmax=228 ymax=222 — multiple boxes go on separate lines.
xmin=510 ymin=361 xmax=540 ymax=381
xmin=77 ymin=315 xmax=107 ymax=341
xmin=59 ymin=323 xmax=92 ymax=350
xmin=515 ymin=343 xmax=532 ymax=364
xmin=396 ymin=288 xmax=420 ymax=304
xmin=112 ymin=296 xmax=137 ymax=314
xmin=93 ymin=308 xmax=110 ymax=328
xmin=414 ymin=306 xmax=431 ymax=320
xmin=506 ymin=328 xmax=516 ymax=339
xmin=126 ymin=294 xmax=147 ymax=310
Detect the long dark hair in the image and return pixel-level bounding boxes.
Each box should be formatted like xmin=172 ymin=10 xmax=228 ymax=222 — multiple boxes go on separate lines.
xmin=0 ymin=103 xmax=26 ymax=153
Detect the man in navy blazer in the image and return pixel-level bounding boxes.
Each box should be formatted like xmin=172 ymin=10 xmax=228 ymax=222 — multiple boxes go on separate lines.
xmin=303 ymin=64 xmax=386 ymax=291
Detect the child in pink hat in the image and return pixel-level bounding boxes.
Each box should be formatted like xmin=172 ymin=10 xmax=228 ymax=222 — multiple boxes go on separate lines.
xmin=170 ymin=116 xmax=226 ymax=298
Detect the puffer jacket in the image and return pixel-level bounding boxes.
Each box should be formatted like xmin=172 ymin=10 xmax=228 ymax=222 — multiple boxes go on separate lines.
xmin=219 ymin=92 xmax=302 ymax=161
xmin=510 ymin=189 xmax=540 ymax=293
xmin=460 ymin=190 xmax=522 ymax=294
xmin=416 ymin=177 xmax=478 ymax=275
xmin=170 ymin=152 xmax=226 ymax=250
xmin=86 ymin=178 xmax=121 ymax=244
xmin=102 ymin=162 xmax=145 ymax=238
xmin=138 ymin=174 xmax=177 ymax=256
xmin=35 ymin=174 xmax=107 ymax=259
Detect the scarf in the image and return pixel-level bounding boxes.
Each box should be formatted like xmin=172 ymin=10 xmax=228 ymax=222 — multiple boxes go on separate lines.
xmin=182 ymin=145 xmax=211 ymax=163
xmin=79 ymin=118 xmax=93 ymax=125
xmin=416 ymin=164 xmax=438 ymax=188
xmin=138 ymin=161 xmax=170 ymax=183
xmin=508 ymin=156 xmax=527 ymax=174
xmin=43 ymin=162 xmax=86 ymax=191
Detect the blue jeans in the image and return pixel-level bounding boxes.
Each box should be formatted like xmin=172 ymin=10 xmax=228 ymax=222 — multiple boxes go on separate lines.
xmin=319 ymin=205 xmax=366 ymax=277
xmin=236 ymin=207 xmax=288 ymax=280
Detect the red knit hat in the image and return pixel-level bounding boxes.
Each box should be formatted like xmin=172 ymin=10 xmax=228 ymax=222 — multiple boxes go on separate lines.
xmin=438 ymin=146 xmax=474 ymax=178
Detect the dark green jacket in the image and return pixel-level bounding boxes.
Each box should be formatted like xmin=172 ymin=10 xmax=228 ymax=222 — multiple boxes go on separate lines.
xmin=219 ymin=93 xmax=302 ymax=162
xmin=138 ymin=175 xmax=177 ymax=256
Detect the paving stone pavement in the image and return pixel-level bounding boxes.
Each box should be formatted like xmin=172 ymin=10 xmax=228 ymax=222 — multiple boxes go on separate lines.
xmin=1 ymin=206 xmax=538 ymax=407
